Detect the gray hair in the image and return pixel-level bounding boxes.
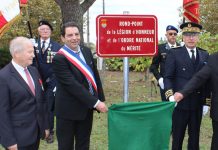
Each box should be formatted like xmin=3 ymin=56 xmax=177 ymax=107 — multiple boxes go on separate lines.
xmin=9 ymin=36 xmax=33 ymax=56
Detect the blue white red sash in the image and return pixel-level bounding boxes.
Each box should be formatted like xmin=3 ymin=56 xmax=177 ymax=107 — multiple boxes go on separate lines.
xmin=57 ymin=45 xmax=97 ymax=92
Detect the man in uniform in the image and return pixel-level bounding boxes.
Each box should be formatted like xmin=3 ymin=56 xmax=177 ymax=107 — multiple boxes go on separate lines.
xmin=149 ymin=25 xmax=180 ymax=101
xmin=32 ymin=20 xmax=61 ymax=143
xmin=164 ymin=22 xmax=209 ymax=150
xmin=174 ymin=51 xmax=218 ymax=150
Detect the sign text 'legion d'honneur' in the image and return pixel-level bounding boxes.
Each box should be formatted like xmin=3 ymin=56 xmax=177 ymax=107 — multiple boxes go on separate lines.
xmin=96 ymin=15 xmax=158 ymax=57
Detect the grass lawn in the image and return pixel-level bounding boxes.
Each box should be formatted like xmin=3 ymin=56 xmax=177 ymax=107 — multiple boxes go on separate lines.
xmin=0 ymin=71 xmax=212 ymax=150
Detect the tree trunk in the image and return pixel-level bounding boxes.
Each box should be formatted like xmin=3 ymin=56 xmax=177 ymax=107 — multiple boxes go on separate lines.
xmin=55 ymin=0 xmax=96 ymax=44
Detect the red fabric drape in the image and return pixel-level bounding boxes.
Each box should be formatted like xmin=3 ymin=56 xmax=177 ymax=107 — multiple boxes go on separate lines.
xmin=183 ymin=0 xmax=200 ymax=23
xmin=20 ymin=0 xmax=28 ymax=7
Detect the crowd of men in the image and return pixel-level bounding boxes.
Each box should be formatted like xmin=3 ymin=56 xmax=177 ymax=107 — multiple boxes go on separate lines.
xmin=0 ymin=19 xmax=217 ymax=150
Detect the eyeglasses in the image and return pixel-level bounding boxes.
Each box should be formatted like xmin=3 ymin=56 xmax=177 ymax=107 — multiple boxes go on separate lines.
xmin=39 ymin=28 xmax=51 ymax=31
xmin=168 ymin=33 xmax=177 ymax=36
xmin=183 ymin=32 xmax=199 ymax=37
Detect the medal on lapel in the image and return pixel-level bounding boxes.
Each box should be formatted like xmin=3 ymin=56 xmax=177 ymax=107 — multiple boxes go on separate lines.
xmin=39 ymin=79 xmax=44 ymax=91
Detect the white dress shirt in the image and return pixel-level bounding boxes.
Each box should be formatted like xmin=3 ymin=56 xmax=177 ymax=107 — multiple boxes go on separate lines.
xmin=12 ymin=60 xmax=35 ymax=87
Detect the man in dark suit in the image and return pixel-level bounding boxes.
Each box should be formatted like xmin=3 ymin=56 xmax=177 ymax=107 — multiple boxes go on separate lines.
xmin=32 ymin=20 xmax=61 ymax=143
xmin=52 ymin=22 xmax=108 ymax=150
xmin=0 ymin=37 xmax=49 ymax=150
xmin=174 ymin=52 xmax=218 ymax=150
xmin=149 ymin=25 xmax=180 ymax=101
xmin=164 ymin=22 xmax=209 ymax=150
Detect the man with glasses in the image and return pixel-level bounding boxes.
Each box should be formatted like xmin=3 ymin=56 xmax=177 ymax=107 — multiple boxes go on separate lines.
xmin=164 ymin=22 xmax=209 ymax=150
xmin=32 ymin=20 xmax=61 ymax=144
xmin=149 ymin=25 xmax=180 ymax=101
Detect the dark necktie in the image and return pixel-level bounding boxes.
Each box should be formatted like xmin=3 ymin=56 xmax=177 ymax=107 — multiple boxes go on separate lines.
xmin=171 ymin=45 xmax=174 ymax=48
xmin=24 ymin=68 xmax=35 ymax=95
xmin=190 ymin=50 xmax=195 ymax=63
xmin=41 ymin=41 xmax=46 ymax=54
xmin=75 ymin=51 xmax=94 ymax=95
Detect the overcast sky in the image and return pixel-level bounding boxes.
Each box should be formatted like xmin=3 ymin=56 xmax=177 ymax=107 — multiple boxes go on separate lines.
xmin=85 ymin=0 xmax=183 ymax=43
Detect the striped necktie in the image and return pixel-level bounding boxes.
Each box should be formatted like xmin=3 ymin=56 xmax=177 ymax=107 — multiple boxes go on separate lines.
xmin=41 ymin=41 xmax=46 ymax=54
xmin=24 ymin=68 xmax=35 ymax=95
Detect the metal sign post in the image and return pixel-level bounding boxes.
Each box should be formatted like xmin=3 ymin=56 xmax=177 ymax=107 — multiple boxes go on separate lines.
xmin=123 ymin=11 xmax=129 ymax=103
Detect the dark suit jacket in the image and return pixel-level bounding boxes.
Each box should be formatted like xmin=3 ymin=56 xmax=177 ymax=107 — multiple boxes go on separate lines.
xmin=0 ymin=63 xmax=49 ymax=147
xmin=164 ymin=46 xmax=209 ymax=110
xmin=149 ymin=43 xmax=180 ymax=80
xmin=52 ymin=46 xmax=105 ymax=120
xmin=33 ymin=39 xmax=61 ymax=89
xmin=180 ymin=52 xmax=218 ymax=121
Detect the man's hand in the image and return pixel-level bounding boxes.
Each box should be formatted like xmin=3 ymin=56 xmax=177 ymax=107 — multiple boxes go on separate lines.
xmin=169 ymin=96 xmax=175 ymax=102
xmin=45 ymin=129 xmax=50 ymax=139
xmin=174 ymin=92 xmax=184 ymax=102
xmin=202 ymin=105 xmax=210 ymax=116
xmin=158 ymin=77 xmax=164 ymax=89
xmin=96 ymin=101 xmax=108 ymax=113
xmin=8 ymin=144 xmax=18 ymax=150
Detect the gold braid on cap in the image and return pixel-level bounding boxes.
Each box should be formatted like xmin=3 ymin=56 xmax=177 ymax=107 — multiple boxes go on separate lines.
xmin=182 ymin=23 xmax=201 ymax=33
xmin=165 ymin=89 xmax=174 ymax=100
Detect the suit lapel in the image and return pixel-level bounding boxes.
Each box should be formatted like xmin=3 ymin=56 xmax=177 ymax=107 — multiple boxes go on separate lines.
xmin=81 ymin=46 xmax=93 ymax=69
xmin=182 ymin=46 xmax=194 ymax=67
xmin=10 ymin=63 xmax=35 ymax=97
xmin=195 ymin=48 xmax=206 ymax=71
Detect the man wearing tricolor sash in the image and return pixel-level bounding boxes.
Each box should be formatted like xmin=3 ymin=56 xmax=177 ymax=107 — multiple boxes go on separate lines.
xmin=52 ymin=22 xmax=108 ymax=150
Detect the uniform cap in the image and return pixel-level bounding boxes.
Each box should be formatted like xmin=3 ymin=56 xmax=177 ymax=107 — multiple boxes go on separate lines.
xmin=180 ymin=22 xmax=202 ymax=33
xmin=39 ymin=20 xmax=53 ymax=31
xmin=166 ymin=25 xmax=178 ymax=33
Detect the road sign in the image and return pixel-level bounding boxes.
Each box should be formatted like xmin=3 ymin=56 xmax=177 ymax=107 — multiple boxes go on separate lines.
xmin=96 ymin=15 xmax=158 ymax=57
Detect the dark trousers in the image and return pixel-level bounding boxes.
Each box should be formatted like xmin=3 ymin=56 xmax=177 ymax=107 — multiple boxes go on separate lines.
xmin=211 ymin=120 xmax=218 ymax=150
xmin=160 ymin=88 xmax=167 ymax=101
xmin=56 ymin=110 xmax=93 ymax=150
xmin=45 ymin=88 xmax=55 ymax=133
xmin=172 ymin=108 xmax=202 ymax=150
xmin=5 ymin=137 xmax=40 ymax=150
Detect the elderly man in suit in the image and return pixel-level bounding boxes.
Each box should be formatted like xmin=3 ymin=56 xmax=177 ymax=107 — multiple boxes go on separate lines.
xmin=52 ymin=22 xmax=108 ymax=150
xmin=32 ymin=20 xmax=61 ymax=143
xmin=0 ymin=37 xmax=49 ymax=150
xmin=164 ymin=22 xmax=209 ymax=150
xmin=174 ymin=52 xmax=218 ymax=150
xmin=149 ymin=25 xmax=180 ymax=101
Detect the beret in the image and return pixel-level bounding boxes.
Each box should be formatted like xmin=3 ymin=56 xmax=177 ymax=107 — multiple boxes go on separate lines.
xmin=39 ymin=20 xmax=53 ymax=31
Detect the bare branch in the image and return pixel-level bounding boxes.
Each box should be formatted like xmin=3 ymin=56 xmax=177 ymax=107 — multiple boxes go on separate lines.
xmin=81 ymin=0 xmax=96 ymax=13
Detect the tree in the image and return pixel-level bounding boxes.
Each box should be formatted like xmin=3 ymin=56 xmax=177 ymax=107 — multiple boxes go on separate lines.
xmin=200 ymin=0 xmax=218 ymax=34
xmin=54 ymin=0 xmax=96 ymax=44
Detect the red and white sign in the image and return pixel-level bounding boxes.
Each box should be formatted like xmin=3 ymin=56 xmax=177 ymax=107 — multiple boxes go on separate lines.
xmin=96 ymin=15 xmax=158 ymax=57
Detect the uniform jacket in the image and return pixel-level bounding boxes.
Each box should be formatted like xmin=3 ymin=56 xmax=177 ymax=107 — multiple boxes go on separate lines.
xmin=52 ymin=46 xmax=105 ymax=120
xmin=33 ymin=39 xmax=61 ymax=89
xmin=0 ymin=63 xmax=49 ymax=147
xmin=164 ymin=46 xmax=209 ymax=110
xmin=180 ymin=52 xmax=218 ymax=120
xmin=149 ymin=43 xmax=180 ymax=80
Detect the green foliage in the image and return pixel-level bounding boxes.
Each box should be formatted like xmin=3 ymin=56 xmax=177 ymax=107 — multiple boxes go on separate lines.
xmin=0 ymin=47 xmax=11 ymax=68
xmin=198 ymin=32 xmax=218 ymax=54
xmin=105 ymin=58 xmax=123 ymax=71
xmin=129 ymin=57 xmax=151 ymax=72
xmin=105 ymin=57 xmax=152 ymax=72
